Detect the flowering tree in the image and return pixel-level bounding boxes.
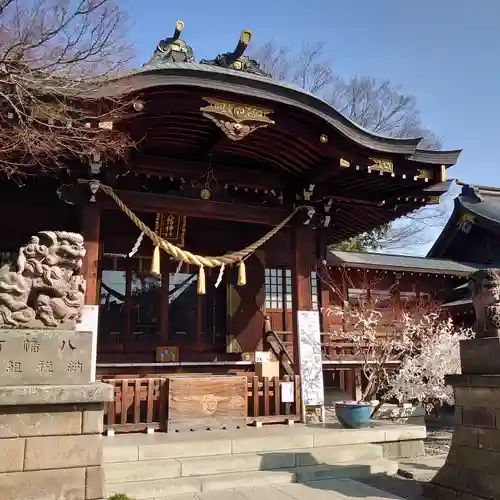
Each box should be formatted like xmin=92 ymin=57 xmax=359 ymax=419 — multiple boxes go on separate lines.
xmin=327 ymin=305 xmax=435 ymax=409
xmin=385 ymin=318 xmax=474 ymax=414
xmin=319 ymin=263 xmax=444 ymax=413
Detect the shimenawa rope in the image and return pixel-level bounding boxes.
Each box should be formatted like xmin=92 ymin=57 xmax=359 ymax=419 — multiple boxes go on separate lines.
xmin=97 ymin=183 xmax=306 ymax=294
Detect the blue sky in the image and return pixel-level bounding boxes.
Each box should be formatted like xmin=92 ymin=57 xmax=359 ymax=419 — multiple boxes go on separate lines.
xmin=126 ymin=0 xmax=499 ymax=253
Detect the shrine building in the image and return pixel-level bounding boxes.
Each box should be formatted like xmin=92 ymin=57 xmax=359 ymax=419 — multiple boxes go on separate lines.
xmin=0 ymin=22 xmax=465 ymax=430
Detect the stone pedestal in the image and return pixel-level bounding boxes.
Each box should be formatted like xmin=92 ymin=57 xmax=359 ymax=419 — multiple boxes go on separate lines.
xmin=0 ymin=328 xmax=112 ymax=500
xmin=0 ymin=383 xmax=113 ymax=500
xmin=425 ymin=338 xmax=500 ymax=500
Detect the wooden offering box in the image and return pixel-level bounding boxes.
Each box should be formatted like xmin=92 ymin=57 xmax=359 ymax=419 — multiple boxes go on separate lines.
xmin=166 ymin=375 xmax=247 ymax=432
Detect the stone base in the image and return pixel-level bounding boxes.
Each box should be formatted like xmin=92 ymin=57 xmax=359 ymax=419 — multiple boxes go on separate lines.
xmin=428 ymin=375 xmax=500 ymax=500
xmin=460 ymin=337 xmax=500 ymax=374
xmin=0 ymin=383 xmax=113 ymax=500
xmin=381 ymin=439 xmax=425 ymax=459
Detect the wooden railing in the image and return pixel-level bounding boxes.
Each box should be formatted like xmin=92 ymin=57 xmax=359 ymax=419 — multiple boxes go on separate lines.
xmin=263 ymin=316 xmax=295 ymax=377
xmin=103 ymin=378 xmax=167 ymax=433
xmin=273 ymin=330 xmax=367 ymax=361
xmin=247 ymin=374 xmax=300 ymax=424
xmin=102 ymin=374 xmax=301 ymax=433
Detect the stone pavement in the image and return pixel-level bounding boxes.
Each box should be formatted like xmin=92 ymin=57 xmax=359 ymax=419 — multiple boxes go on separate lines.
xmin=163 ymin=478 xmax=405 ymax=500
xmin=360 ymin=455 xmax=447 ymax=500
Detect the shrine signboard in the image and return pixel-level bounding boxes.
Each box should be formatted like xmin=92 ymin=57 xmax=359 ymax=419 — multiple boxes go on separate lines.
xmin=297 ymin=310 xmax=325 ymax=405
xmin=0 ymin=329 xmax=92 ymax=386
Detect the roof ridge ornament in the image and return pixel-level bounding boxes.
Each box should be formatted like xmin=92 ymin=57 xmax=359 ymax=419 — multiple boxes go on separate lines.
xmin=144 ymin=20 xmax=195 ymax=67
xmin=200 ymin=29 xmax=272 ymax=77
xmin=461 ymin=183 xmax=483 ymax=202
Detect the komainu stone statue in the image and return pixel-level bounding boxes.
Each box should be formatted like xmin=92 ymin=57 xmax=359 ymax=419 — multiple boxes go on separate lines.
xmin=0 ymin=231 xmax=86 ymax=328
xmin=468 ymin=268 xmax=500 ymax=338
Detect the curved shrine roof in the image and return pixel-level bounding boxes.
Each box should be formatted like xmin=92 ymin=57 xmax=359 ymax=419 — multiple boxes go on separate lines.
xmin=428 ymin=183 xmax=500 ymax=258
xmin=94 ymin=61 xmax=460 ymax=164
xmin=328 ymin=249 xmax=483 ymax=277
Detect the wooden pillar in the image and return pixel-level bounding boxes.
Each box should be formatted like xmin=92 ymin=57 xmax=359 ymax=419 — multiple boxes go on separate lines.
xmin=80 ymin=202 xmax=101 ymax=381
xmin=123 ymin=261 xmax=132 ymax=352
xmin=81 ymin=203 xmax=101 ymax=305
xmin=159 ymin=254 xmax=170 ymax=343
xmin=196 ymin=294 xmax=203 ymax=351
xmin=291 ymin=225 xmax=315 ymax=373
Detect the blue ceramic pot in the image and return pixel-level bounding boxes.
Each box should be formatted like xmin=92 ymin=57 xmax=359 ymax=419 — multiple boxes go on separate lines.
xmin=335 ymin=402 xmax=372 ymax=429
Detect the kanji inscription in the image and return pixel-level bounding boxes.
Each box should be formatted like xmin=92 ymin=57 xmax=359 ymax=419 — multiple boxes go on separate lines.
xmin=67 ymin=361 xmax=83 ymax=373
xmin=0 ymin=329 xmax=92 ymax=385
xmin=5 ymin=360 xmax=22 ymax=373
xmin=37 ymin=361 xmax=53 ymax=373
xmin=24 ymin=338 xmax=40 ymax=353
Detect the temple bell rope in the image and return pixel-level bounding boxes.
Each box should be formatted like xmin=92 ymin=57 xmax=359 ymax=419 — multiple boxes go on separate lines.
xmin=94 ymin=182 xmax=307 ymax=294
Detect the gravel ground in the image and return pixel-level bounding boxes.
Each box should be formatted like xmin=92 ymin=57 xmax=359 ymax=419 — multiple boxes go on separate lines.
xmin=424 ymin=426 xmax=453 ymax=456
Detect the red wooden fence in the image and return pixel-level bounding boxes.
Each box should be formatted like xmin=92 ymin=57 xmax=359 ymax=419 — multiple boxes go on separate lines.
xmin=102 ymin=375 xmax=301 ymax=433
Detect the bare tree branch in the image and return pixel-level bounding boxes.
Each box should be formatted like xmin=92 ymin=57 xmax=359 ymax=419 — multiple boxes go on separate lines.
xmin=252 ymin=41 xmax=447 ymax=252
xmin=0 ymin=0 xmax=135 ymax=176
xmin=328 ymin=75 xmax=441 ymax=149
xmin=250 ymin=41 xmax=333 ymax=94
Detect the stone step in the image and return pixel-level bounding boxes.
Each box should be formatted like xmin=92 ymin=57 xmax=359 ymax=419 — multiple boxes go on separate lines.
xmin=105 ymin=443 xmax=384 ymax=483
xmin=103 ymin=423 xmax=426 ymax=464
xmin=139 ymin=479 xmax=406 ymax=500
xmin=106 ymin=459 xmax=398 ymax=500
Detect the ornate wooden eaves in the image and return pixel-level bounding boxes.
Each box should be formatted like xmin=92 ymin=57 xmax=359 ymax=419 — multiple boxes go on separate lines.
xmin=200 ymin=97 xmax=275 ymax=141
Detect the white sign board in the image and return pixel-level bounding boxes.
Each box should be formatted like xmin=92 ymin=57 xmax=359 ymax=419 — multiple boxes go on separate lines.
xmin=255 ymin=351 xmax=271 ymax=363
xmin=280 ymin=381 xmax=295 ymax=403
xmin=297 ymin=310 xmax=324 ymax=406
xmin=76 ymin=305 xmax=99 ymax=382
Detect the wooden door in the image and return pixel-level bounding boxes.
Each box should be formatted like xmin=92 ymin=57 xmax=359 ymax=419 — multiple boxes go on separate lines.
xmin=226 ymin=251 xmax=266 ymax=353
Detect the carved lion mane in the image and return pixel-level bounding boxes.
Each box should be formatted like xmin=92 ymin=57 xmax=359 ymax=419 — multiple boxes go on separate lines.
xmin=468 ymin=268 xmax=500 ymax=338
xmin=0 ymin=231 xmax=86 ymax=328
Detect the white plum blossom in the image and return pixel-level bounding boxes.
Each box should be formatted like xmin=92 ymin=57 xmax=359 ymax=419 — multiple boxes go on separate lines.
xmin=327 ymin=305 xmax=436 ymax=402
xmin=386 ymin=318 xmax=474 ymax=410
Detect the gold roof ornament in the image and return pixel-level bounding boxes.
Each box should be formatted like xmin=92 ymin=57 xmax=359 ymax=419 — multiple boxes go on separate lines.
xmin=417 ymin=169 xmax=432 ymax=180
xmin=457 ymin=213 xmax=475 ymax=234
xmin=199 ymin=29 xmax=272 ymax=77
xmin=368 ymin=157 xmax=393 ymax=173
xmin=201 ymin=97 xmax=275 ymax=141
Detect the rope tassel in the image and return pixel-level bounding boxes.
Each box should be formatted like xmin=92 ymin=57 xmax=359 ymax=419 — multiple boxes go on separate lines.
xmin=197 ymin=266 xmax=206 ymax=295
xmin=237 ymin=260 xmax=247 ymax=286
xmin=96 ymin=183 xmax=304 ymax=289
xmin=151 ymin=245 xmax=161 ymax=276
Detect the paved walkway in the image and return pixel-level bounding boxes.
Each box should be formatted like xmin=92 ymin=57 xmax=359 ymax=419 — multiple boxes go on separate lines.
xmin=360 ymin=455 xmax=447 ymax=500
xmin=163 ymin=478 xmax=405 ymax=500
xmin=163 ymin=456 xmax=448 ymax=500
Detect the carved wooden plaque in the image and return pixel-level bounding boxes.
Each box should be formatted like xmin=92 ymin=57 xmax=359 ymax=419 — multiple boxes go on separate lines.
xmin=166 ymin=375 xmax=247 ymax=432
